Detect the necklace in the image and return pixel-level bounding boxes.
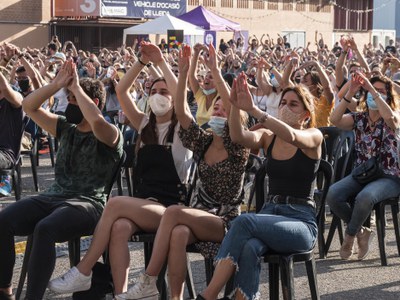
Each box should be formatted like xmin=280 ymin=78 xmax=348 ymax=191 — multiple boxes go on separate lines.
xmin=368 ymin=115 xmax=380 ymax=128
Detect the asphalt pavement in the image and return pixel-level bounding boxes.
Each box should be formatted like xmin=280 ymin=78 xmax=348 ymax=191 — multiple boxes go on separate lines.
xmin=1 ymin=153 xmax=399 ymax=299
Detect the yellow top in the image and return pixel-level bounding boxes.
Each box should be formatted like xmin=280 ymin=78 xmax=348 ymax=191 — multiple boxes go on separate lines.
xmin=194 ymin=89 xmax=220 ymax=127
xmin=314 ymin=95 xmax=334 ymax=128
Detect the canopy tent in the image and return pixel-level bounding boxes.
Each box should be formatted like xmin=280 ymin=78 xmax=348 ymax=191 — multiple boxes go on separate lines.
xmin=177 ymin=5 xmax=241 ymax=32
xmin=123 ymin=15 xmax=204 ymax=44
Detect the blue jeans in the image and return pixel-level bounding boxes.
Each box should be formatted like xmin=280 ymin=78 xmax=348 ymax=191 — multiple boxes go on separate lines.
xmin=214 ymin=203 xmax=317 ymax=299
xmin=326 ymin=174 xmax=400 ymax=236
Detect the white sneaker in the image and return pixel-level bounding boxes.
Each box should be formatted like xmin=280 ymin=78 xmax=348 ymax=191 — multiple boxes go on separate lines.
xmin=117 ymin=273 xmax=158 ymax=299
xmin=48 ymin=266 xmax=92 ymax=293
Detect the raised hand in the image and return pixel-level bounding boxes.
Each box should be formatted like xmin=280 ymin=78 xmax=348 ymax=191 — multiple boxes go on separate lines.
xmin=347 ymin=37 xmax=358 ymax=51
xmin=340 ymin=36 xmax=349 ymax=52
xmin=193 ymin=43 xmax=206 ymax=55
xmin=178 ymin=44 xmax=191 ymax=74
xmin=229 ymin=72 xmax=255 ymax=112
xmin=52 ymin=60 xmax=73 ymax=89
xmin=85 ymin=62 xmax=96 ymax=78
xmin=347 ymin=72 xmax=363 ymax=95
xmin=140 ymin=42 xmax=163 ymax=65
xmin=203 ymin=43 xmax=218 ymax=71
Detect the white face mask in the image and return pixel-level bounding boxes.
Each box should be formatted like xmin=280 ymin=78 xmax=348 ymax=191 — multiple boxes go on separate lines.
xmin=148 ymin=93 xmax=172 ymax=116
xmin=203 ymin=88 xmax=217 ymax=96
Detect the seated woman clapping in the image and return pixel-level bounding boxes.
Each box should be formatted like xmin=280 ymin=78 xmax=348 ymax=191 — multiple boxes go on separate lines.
xmin=48 ymin=42 xmax=193 ymax=297
xmin=112 ymin=44 xmax=249 ymax=300
xmin=196 ymin=73 xmax=323 ymax=300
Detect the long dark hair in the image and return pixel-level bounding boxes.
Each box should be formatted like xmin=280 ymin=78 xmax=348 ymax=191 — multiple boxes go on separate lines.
xmin=140 ymin=78 xmax=178 ymax=145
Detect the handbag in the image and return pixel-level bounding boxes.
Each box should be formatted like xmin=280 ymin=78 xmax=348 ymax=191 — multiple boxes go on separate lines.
xmin=351 ymin=156 xmax=383 ymax=184
xmin=351 ymin=123 xmax=384 ymax=184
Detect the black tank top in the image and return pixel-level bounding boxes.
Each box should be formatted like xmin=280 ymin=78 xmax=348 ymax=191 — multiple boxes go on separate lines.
xmin=265 ymin=135 xmax=320 ymax=200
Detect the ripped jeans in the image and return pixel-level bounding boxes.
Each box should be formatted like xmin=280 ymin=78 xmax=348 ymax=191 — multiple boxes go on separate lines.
xmin=214 ymin=202 xmax=317 ymax=300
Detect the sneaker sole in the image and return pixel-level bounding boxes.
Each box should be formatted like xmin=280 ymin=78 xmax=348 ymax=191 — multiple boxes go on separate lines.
xmin=48 ymin=283 xmax=91 ymax=294
xmin=121 ymin=293 xmax=159 ymax=300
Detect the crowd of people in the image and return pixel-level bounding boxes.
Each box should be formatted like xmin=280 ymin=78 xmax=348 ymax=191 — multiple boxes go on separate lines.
xmin=0 ymin=30 xmax=399 ymax=300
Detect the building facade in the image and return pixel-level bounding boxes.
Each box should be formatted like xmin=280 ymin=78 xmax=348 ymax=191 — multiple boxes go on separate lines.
xmin=0 ymin=0 xmax=376 ymax=51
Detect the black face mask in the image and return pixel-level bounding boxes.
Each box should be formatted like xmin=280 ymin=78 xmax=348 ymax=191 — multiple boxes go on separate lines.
xmin=18 ymin=79 xmax=31 ymax=93
xmin=65 ymin=104 xmax=84 ymax=124
xmin=294 ymin=77 xmax=301 ymax=84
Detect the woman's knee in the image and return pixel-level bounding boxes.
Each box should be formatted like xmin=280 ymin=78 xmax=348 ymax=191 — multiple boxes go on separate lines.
xmin=353 ymin=192 xmax=376 ymax=212
xmin=162 ymin=205 xmax=186 ymax=223
xmin=170 ymin=225 xmax=191 ymax=248
xmin=104 ymin=196 xmax=126 ymax=214
xmin=110 ymin=218 xmax=134 ymax=243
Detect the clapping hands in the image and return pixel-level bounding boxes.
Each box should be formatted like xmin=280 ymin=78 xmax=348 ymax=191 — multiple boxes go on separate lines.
xmin=229 ymin=72 xmax=255 ymax=113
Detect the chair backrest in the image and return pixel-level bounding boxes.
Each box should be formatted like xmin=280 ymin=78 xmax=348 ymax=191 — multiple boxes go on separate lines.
xmin=105 ymin=150 xmax=126 ymax=199
xmin=254 ymin=159 xmax=268 ymax=213
xmin=318 ymin=126 xmax=342 ymax=163
xmin=331 ymin=129 xmax=355 ymax=182
xmin=314 ymin=159 xmax=334 ymax=220
xmin=243 ymin=153 xmax=264 ymax=211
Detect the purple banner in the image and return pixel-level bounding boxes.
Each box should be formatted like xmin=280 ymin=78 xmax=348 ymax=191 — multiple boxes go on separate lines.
xmin=101 ymin=0 xmax=186 ymax=18
xmin=204 ymin=31 xmax=216 ymax=49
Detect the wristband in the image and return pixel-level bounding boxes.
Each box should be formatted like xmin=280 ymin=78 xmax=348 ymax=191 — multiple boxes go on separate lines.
xmin=138 ymin=57 xmax=152 ymax=68
xmin=343 ymin=96 xmax=351 ymax=103
xmin=258 ymin=112 xmax=269 ymax=123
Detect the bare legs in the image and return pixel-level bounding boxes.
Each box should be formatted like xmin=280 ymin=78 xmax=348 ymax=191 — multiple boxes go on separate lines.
xmin=145 ymin=206 xmax=225 ymax=299
xmin=109 ymin=218 xmax=136 ymax=294
xmin=200 ymin=259 xmax=236 ymax=300
xmin=74 ymin=196 xmax=166 ymax=292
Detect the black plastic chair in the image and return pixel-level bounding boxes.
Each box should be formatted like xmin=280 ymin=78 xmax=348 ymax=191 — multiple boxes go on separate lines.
xmin=373 ymin=196 xmax=400 ymax=266
xmin=244 ymin=153 xmax=264 ymax=212
xmin=322 ymin=129 xmax=355 ymax=257
xmin=15 ymin=151 xmax=126 ymax=300
xmin=259 ymin=160 xmax=333 ymax=300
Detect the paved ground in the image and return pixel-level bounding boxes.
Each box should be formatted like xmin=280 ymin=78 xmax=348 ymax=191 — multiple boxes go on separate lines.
xmin=1 ymin=153 xmax=400 ymax=299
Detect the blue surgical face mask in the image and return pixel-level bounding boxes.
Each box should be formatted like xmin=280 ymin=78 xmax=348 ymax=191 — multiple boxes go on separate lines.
xmin=208 ymin=116 xmax=227 ymax=136
xmin=203 ymin=88 xmax=217 ymax=96
xmin=366 ymin=93 xmax=386 ymax=110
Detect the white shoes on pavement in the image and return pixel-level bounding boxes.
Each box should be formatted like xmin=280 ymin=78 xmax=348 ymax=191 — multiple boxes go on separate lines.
xmin=48 ymin=266 xmax=92 ymax=293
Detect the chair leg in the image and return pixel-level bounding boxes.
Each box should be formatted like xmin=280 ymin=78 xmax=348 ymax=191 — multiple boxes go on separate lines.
xmin=391 ymin=203 xmax=400 ymax=256
xmin=16 ymin=235 xmax=33 ymax=300
xmin=185 ymin=256 xmax=196 ymax=299
xmin=268 ymin=263 xmax=279 ymax=300
xmin=375 ymin=205 xmax=388 ymax=266
xmin=305 ymin=258 xmax=320 ymax=300
xmin=324 ymin=214 xmax=342 ymax=257
xmin=68 ymin=238 xmax=81 ymax=267
xmin=224 ymin=274 xmax=235 ymax=298
xmin=318 ymin=209 xmax=326 ymax=259
xmin=116 ymin=171 xmax=123 ymax=196
xmin=29 ymin=153 xmax=39 ymax=192
xmin=279 ymin=257 xmax=295 ymax=300
xmin=125 ymin=167 xmax=133 ymax=197
xmin=157 ymin=263 xmax=168 ymax=300
xmin=47 ymin=135 xmax=55 ymax=167
xmin=204 ymin=258 xmax=214 ymax=285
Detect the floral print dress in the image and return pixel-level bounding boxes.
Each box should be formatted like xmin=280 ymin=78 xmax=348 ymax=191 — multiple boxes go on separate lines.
xmin=352 ymin=112 xmax=400 ymax=178
xmin=179 ymin=120 xmax=250 ymax=258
